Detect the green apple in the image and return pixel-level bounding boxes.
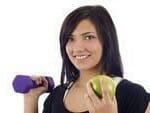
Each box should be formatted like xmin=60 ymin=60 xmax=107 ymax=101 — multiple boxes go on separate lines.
xmin=89 ymin=75 xmax=116 ymax=98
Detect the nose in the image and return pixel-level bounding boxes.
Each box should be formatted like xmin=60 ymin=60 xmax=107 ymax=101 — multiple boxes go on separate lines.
xmin=73 ymin=40 xmax=85 ymax=52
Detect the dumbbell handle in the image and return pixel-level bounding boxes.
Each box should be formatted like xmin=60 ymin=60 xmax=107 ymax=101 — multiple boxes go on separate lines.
xmin=12 ymin=75 xmax=55 ymax=93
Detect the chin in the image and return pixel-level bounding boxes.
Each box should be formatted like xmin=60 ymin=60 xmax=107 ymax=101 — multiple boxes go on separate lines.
xmin=75 ymin=64 xmax=98 ymax=71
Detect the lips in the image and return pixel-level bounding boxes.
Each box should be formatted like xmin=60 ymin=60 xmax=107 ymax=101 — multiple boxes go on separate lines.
xmin=74 ymin=55 xmax=91 ymax=60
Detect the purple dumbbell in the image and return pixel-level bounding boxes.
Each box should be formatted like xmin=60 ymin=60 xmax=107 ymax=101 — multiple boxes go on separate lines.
xmin=12 ymin=75 xmax=55 ymax=93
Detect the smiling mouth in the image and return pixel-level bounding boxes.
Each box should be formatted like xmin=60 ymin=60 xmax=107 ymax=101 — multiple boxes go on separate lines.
xmin=74 ymin=55 xmax=91 ymax=60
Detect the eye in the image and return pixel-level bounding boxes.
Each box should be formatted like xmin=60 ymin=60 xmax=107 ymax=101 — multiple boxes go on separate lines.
xmin=84 ymin=35 xmax=95 ymax=40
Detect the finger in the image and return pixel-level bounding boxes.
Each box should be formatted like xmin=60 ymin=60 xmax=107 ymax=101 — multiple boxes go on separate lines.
xmin=41 ymin=76 xmax=49 ymax=88
xmin=30 ymin=75 xmax=38 ymax=80
xmin=30 ymin=75 xmax=48 ymax=87
xmin=35 ymin=76 xmax=43 ymax=85
xmin=101 ymin=79 xmax=111 ymax=101
xmin=37 ymin=76 xmax=48 ymax=88
xmin=30 ymin=75 xmax=42 ymax=81
xmin=37 ymin=77 xmax=42 ymax=85
xmin=30 ymin=75 xmax=40 ymax=85
xmin=112 ymin=96 xmax=117 ymax=105
xmin=84 ymin=94 xmax=96 ymax=113
xmin=86 ymin=81 xmax=101 ymax=105
xmin=112 ymin=96 xmax=118 ymax=113
xmin=145 ymin=102 xmax=150 ymax=113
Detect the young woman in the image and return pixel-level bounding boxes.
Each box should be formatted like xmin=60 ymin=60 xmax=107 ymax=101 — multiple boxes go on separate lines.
xmin=24 ymin=5 xmax=150 ymax=113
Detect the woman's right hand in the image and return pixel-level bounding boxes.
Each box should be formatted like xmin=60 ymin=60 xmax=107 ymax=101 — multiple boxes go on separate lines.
xmin=24 ymin=76 xmax=49 ymax=113
xmin=24 ymin=75 xmax=49 ymax=98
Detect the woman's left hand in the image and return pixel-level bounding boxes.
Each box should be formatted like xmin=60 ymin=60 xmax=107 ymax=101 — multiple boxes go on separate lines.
xmin=145 ymin=102 xmax=150 ymax=113
xmin=84 ymin=80 xmax=118 ymax=113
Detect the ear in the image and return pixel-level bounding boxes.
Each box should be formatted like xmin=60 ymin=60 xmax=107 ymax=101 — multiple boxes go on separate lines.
xmin=145 ymin=102 xmax=150 ymax=113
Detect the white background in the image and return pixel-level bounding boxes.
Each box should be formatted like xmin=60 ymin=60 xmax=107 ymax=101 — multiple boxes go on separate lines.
xmin=0 ymin=0 xmax=150 ymax=113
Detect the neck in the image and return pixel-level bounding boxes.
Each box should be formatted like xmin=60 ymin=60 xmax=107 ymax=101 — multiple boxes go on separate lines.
xmin=75 ymin=69 xmax=102 ymax=88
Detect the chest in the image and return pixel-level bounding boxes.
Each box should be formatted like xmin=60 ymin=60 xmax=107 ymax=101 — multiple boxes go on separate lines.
xmin=63 ymin=87 xmax=88 ymax=113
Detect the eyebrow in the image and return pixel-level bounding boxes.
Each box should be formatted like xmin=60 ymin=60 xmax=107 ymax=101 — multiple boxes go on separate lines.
xmin=81 ymin=32 xmax=96 ymax=36
xmin=70 ymin=32 xmax=95 ymax=37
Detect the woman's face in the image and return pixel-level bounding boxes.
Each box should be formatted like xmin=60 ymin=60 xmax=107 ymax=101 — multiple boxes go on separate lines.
xmin=66 ymin=19 xmax=103 ymax=72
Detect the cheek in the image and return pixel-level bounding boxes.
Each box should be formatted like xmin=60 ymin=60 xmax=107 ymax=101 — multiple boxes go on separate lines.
xmin=98 ymin=46 xmax=103 ymax=56
xmin=65 ymin=44 xmax=71 ymax=57
xmin=92 ymin=44 xmax=103 ymax=59
xmin=65 ymin=46 xmax=69 ymax=55
xmin=91 ymin=40 xmax=102 ymax=50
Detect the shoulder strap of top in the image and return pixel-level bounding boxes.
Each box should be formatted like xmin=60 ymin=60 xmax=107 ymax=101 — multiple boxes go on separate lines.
xmin=112 ymin=76 xmax=123 ymax=87
xmin=63 ymin=81 xmax=74 ymax=101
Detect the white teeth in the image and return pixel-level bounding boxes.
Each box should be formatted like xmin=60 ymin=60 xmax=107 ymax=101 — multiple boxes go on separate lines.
xmin=75 ymin=55 xmax=88 ymax=59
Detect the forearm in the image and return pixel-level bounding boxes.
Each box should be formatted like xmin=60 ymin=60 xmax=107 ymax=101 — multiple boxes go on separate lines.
xmin=24 ymin=95 xmax=39 ymax=113
xmin=23 ymin=76 xmax=48 ymax=113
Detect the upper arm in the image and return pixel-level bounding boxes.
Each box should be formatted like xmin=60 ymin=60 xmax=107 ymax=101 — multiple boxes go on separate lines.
xmin=42 ymin=94 xmax=53 ymax=113
xmin=116 ymin=80 xmax=150 ymax=113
